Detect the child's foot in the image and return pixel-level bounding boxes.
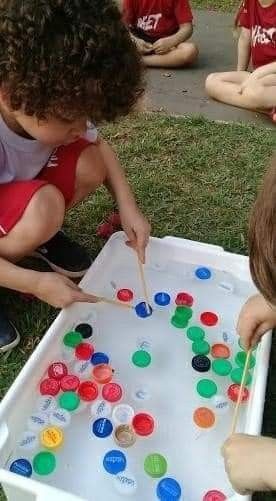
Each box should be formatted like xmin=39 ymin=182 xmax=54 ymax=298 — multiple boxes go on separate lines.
xmin=0 ymin=310 xmax=20 ymax=353
xmin=32 ymin=231 xmax=92 ymax=278
xmin=268 ymin=107 xmax=276 ymax=123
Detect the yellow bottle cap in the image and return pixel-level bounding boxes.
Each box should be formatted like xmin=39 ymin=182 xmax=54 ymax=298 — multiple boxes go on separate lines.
xmin=40 ymin=426 xmax=64 ymax=450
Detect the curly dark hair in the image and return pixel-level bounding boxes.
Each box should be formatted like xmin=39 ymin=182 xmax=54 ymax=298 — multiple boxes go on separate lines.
xmin=0 ymin=0 xmax=144 ymax=122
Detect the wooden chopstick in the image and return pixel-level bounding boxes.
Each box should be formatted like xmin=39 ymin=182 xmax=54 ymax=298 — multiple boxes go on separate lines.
xmin=137 ymin=255 xmax=151 ymax=313
xmin=230 ymin=347 xmax=253 ymax=435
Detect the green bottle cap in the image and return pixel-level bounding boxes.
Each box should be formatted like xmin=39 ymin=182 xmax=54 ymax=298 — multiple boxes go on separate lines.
xmin=192 ymin=340 xmax=210 ymax=355
xmin=63 ymin=331 xmax=82 ymax=348
xmin=33 ymin=451 xmax=56 ymax=475
xmin=231 ymin=368 xmax=252 ymax=385
xmin=132 ymin=350 xmax=151 ymax=368
xmin=196 ymin=379 xmax=217 ymax=398
xmin=175 ymin=306 xmax=193 ymax=320
xmin=238 ymin=338 xmax=256 ymax=351
xmin=212 ymin=358 xmax=232 ymax=376
xmin=235 ymin=351 xmax=256 ymax=369
xmin=171 ymin=315 xmax=189 ymax=329
xmin=144 ymin=453 xmax=167 ymax=478
xmin=59 ymin=391 xmax=80 ymax=411
xmin=187 ymin=326 xmax=205 ymax=342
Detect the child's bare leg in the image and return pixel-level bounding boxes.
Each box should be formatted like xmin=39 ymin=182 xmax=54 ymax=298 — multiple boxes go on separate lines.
xmin=68 ymin=143 xmax=107 ymax=207
xmin=0 ymin=185 xmax=65 ymax=262
xmin=143 ymin=42 xmax=198 ymax=68
xmin=0 ymin=145 xmax=106 ymax=263
xmin=205 ymin=71 xmax=253 ymax=108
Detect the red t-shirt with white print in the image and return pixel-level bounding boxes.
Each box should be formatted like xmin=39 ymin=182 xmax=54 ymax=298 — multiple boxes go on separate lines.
xmin=123 ymin=0 xmax=193 ymax=39
xmin=238 ymin=0 xmax=276 ymax=68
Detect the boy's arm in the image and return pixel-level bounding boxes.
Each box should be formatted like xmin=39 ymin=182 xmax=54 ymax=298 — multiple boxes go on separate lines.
xmin=167 ymin=23 xmax=193 ymax=46
xmin=97 ymin=138 xmax=150 ymax=262
xmin=237 ymin=27 xmax=251 ymax=71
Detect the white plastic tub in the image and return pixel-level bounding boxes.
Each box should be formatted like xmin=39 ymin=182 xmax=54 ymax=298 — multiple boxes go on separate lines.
xmin=0 ymin=233 xmax=272 ymax=501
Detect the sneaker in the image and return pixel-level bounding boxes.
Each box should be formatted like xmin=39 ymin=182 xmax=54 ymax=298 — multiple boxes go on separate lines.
xmin=0 ymin=310 xmax=20 ymax=353
xmin=32 ymin=231 xmax=92 ymax=278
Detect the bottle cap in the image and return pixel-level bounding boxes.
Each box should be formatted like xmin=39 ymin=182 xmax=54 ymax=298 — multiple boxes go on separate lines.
xmin=200 ymin=312 xmax=218 ymax=327
xmin=91 ymin=399 xmax=112 ymax=418
xmin=75 ymin=342 xmax=94 ymax=361
xmin=187 ymin=326 xmax=205 ymax=342
xmin=227 ymin=384 xmax=249 ymax=402
xmin=212 ymin=359 xmax=232 ymax=376
xmin=193 ymin=407 xmax=215 ymax=428
xmin=103 ymin=450 xmax=127 ymax=475
xmin=40 ymin=378 xmax=60 ymax=396
xmin=91 ymin=352 xmax=109 ymax=365
xmin=59 ymin=391 xmax=80 ymax=411
xmin=235 ymin=351 xmax=255 ymax=369
xmin=117 ymin=289 xmax=134 ymax=302
xmin=135 ymin=302 xmax=153 ymax=318
xmin=33 ymin=451 xmax=56 ymax=476
xmin=36 ymin=395 xmax=57 ymax=415
xmin=144 ymin=453 xmax=167 ymax=478
xmin=102 ymin=383 xmax=122 ymax=403
xmin=231 ymin=368 xmax=252 ymax=386
xmin=203 ymin=490 xmax=226 ymax=501
xmin=195 ymin=267 xmax=211 ymax=280
xmin=211 ymin=395 xmax=230 ymax=415
xmin=132 ymin=350 xmax=151 ymax=368
xmin=28 ymin=412 xmax=49 ymax=432
xmin=48 ymin=362 xmax=68 ymax=380
xmin=175 ymin=292 xmax=193 ymax=307
xmin=63 ymin=331 xmax=82 ymax=348
xmin=60 ymin=374 xmax=80 ymax=392
xmin=192 ymin=340 xmax=210 ymax=355
xmin=114 ymin=424 xmax=136 ymax=448
xmin=92 ymin=418 xmax=113 ymax=438
xmin=18 ymin=431 xmax=39 ymax=451
xmin=93 ymin=364 xmax=113 ymax=384
xmin=211 ymin=344 xmax=230 ymax=359
xmin=157 ymin=477 xmax=182 ymax=500
xmin=154 ymin=292 xmax=171 ymax=306
xmin=10 ymin=458 xmax=32 ymax=478
xmin=196 ymin=379 xmax=217 ymax=398
xmin=112 ymin=404 xmax=135 ymax=426
xmin=75 ymin=323 xmax=93 ymax=339
xmin=132 ymin=412 xmax=154 ymax=436
xmin=113 ymin=471 xmax=137 ymax=495
xmin=49 ymin=408 xmax=71 ymax=428
xmin=73 ymin=360 xmax=91 ymax=379
xmin=192 ymin=355 xmax=211 ymax=373
xmin=78 ymin=381 xmax=99 ymax=401
xmin=40 ymin=426 xmax=63 ymax=450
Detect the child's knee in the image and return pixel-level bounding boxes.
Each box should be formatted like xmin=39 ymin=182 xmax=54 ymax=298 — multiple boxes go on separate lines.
xmin=76 ymin=144 xmax=107 ymax=192
xmin=31 ymin=185 xmax=65 ymax=239
xmin=205 ymin=73 xmax=220 ymax=96
xmin=243 ymin=84 xmax=266 ymax=109
xmin=177 ymin=42 xmax=198 ymax=64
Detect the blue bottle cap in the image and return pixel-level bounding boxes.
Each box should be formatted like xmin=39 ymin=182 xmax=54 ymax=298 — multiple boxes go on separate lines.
xmin=10 ymin=458 xmax=32 ymax=478
xmin=192 ymin=355 xmax=211 ymax=373
xmin=195 ymin=267 xmax=211 ymax=280
xmin=92 ymin=418 xmax=113 ymax=438
xmin=157 ymin=477 xmax=182 ymax=500
xmin=154 ymin=292 xmax=171 ymax=307
xmin=91 ymin=352 xmax=110 ymax=365
xmin=135 ymin=302 xmax=153 ymax=318
xmin=103 ymin=450 xmax=127 ymax=475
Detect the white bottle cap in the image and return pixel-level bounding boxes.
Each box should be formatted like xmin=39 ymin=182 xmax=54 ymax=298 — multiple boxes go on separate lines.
xmin=211 ymin=394 xmax=230 ymax=415
xmin=113 ymin=471 xmax=137 ymax=495
xmin=90 ymin=399 xmax=112 ymax=418
xmin=73 ymin=360 xmax=91 ymax=379
xmin=36 ymin=395 xmax=57 ymax=415
xmin=28 ymin=412 xmax=49 ymax=432
xmin=112 ymin=404 xmax=135 ymax=426
xmin=18 ymin=431 xmax=39 ymax=451
xmin=49 ymin=408 xmax=71 ymax=428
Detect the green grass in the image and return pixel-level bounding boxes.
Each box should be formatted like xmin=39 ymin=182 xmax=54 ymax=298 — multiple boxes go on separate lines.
xmin=1 ymin=113 xmax=276 ymax=500
xmin=192 ymin=0 xmax=239 ymax=12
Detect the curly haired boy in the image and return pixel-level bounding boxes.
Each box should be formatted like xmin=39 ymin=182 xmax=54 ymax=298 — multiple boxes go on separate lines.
xmin=0 ymin=0 xmax=150 ymax=352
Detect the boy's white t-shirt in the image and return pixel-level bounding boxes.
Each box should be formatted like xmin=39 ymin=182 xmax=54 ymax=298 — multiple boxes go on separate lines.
xmin=0 ymin=116 xmax=98 ymax=183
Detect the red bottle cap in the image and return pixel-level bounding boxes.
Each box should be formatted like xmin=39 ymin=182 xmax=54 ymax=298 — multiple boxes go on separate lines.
xmin=48 ymin=362 xmax=68 ymax=380
xmin=102 ymin=383 xmax=122 ymax=403
xmin=75 ymin=343 xmax=94 ymax=361
xmin=211 ymin=343 xmax=230 ymax=359
xmin=203 ymin=490 xmax=226 ymax=501
xmin=227 ymin=384 xmax=249 ymax=403
xmin=175 ymin=292 xmax=194 ymax=307
xmin=117 ymin=289 xmax=134 ymax=302
xmin=60 ymin=374 xmax=80 ymax=392
xmin=40 ymin=378 xmax=60 ymax=396
xmin=200 ymin=312 xmax=218 ymax=327
xmin=93 ymin=364 xmax=113 ymax=384
xmin=132 ymin=412 xmax=155 ymax=436
xmin=78 ymin=381 xmax=99 ymax=401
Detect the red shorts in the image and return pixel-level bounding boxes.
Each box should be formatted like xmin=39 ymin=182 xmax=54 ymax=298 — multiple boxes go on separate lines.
xmin=0 ymin=138 xmax=91 ymax=237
